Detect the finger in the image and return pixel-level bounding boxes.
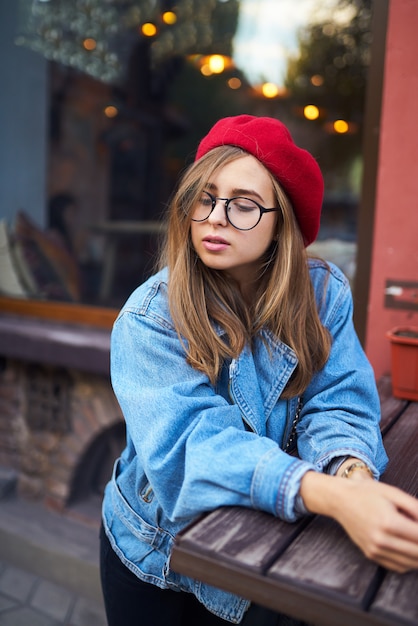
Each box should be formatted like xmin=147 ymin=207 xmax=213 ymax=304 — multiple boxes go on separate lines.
xmin=365 ymin=539 xmax=418 ymax=572
xmin=397 ymin=497 xmax=418 ymax=521
xmin=376 ymin=548 xmax=418 ymax=573
xmin=367 ymin=533 xmax=418 ymax=571
xmin=381 ymin=484 xmax=418 ymax=520
xmin=374 ymin=555 xmax=412 ymax=573
xmin=383 ymin=509 xmax=418 ymax=544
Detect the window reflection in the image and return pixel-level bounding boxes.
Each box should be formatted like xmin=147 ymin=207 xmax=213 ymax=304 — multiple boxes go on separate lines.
xmin=1 ymin=0 xmax=372 ymax=308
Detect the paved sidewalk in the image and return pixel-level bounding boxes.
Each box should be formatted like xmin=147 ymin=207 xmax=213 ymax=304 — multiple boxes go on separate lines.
xmin=0 ymin=494 xmax=107 ymax=626
xmin=0 ymin=558 xmax=107 ymax=626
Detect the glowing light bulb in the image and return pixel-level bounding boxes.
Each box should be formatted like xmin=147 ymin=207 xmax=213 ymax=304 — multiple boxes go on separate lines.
xmin=311 ymin=75 xmax=324 ymax=87
xmin=162 ymin=11 xmax=177 ymax=25
xmin=200 ymin=64 xmax=212 ymax=76
xmin=208 ymin=55 xmax=225 ymax=74
xmin=228 ymin=77 xmax=241 ymax=90
xmin=334 ymin=119 xmax=349 ymax=134
xmin=261 ymin=83 xmax=279 ymax=98
xmin=83 ymin=38 xmax=97 ymax=51
xmin=104 ymin=105 xmax=118 ymax=118
xmin=141 ymin=23 xmax=157 ymax=37
xmin=304 ymin=105 xmax=320 ymax=120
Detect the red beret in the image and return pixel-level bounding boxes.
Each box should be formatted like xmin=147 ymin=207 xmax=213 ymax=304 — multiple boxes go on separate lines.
xmin=195 ymin=115 xmax=324 ymax=246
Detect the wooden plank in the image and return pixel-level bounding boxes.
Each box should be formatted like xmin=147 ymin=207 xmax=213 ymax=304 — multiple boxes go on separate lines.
xmin=377 ymin=375 xmax=408 ymax=434
xmin=171 ymin=536 xmax=395 ymax=626
xmin=173 ymin=506 xmax=308 ymax=573
xmin=267 ymin=515 xmax=380 ymax=609
xmin=369 ymin=401 xmax=418 ymax=624
xmin=371 ymin=570 xmax=418 ymax=625
xmin=380 ymin=402 xmax=418 ymax=495
xmin=171 ymin=509 xmax=397 ymax=626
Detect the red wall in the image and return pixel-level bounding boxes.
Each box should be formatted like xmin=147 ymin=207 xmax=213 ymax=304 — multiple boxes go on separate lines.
xmin=365 ymin=0 xmax=418 ymax=378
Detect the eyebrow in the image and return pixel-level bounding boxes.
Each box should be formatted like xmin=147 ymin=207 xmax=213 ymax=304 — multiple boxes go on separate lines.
xmin=205 ymin=182 xmax=265 ymax=202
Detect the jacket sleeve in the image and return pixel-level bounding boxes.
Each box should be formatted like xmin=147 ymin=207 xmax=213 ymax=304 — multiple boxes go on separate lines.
xmin=296 ymin=264 xmax=388 ymax=476
xmin=110 ymin=283 xmax=315 ymax=523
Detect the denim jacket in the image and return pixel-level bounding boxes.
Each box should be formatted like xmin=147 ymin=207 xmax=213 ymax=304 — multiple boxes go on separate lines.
xmin=102 ymin=259 xmax=388 ymax=624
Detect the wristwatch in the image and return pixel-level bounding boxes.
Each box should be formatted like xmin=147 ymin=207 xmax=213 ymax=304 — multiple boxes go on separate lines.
xmin=341 ymin=461 xmax=373 ymax=479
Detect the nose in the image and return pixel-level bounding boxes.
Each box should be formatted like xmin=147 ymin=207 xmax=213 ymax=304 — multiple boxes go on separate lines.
xmin=207 ymin=198 xmax=228 ymax=226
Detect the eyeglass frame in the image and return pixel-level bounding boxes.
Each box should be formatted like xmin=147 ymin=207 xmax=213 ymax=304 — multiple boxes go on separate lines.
xmin=191 ymin=190 xmax=281 ymax=231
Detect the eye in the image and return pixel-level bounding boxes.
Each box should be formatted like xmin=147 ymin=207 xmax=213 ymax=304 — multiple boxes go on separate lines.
xmin=230 ymin=197 xmax=259 ymax=212
xmin=199 ymin=191 xmax=213 ymax=206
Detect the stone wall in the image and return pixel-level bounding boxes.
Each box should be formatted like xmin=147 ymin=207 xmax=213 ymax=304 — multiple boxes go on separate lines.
xmin=0 ymin=357 xmax=123 ymax=512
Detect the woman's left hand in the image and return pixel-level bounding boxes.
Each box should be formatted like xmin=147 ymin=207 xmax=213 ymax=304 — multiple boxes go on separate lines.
xmin=299 ymin=469 xmax=418 ymax=573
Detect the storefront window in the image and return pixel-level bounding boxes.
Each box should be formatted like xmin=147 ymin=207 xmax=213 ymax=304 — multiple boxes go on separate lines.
xmin=1 ymin=0 xmax=372 ymax=310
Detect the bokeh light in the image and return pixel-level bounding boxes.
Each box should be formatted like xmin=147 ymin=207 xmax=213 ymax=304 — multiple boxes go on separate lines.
xmin=141 ymin=23 xmax=157 ymax=37
xmin=334 ymin=119 xmax=349 ymax=133
xmin=83 ymin=38 xmax=97 ymax=51
xmin=304 ymin=104 xmax=320 ymax=120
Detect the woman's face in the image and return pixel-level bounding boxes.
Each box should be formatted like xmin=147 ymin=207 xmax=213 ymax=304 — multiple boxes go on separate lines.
xmin=190 ymin=154 xmax=278 ymax=294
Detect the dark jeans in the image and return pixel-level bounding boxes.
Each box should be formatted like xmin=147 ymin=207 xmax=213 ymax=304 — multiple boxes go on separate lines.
xmin=100 ymin=524 xmax=306 ymax=626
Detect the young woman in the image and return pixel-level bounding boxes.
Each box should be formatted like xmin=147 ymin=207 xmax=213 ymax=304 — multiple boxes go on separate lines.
xmin=100 ymin=115 xmax=418 ymax=626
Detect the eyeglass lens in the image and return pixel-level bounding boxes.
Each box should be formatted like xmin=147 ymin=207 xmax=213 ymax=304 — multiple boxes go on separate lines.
xmin=192 ymin=191 xmax=262 ymax=230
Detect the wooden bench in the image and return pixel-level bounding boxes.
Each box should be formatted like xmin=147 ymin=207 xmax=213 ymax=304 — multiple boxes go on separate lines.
xmin=171 ymin=376 xmax=418 ymax=626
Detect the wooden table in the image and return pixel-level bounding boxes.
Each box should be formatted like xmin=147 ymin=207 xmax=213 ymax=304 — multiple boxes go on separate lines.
xmin=171 ymin=376 xmax=418 ymax=626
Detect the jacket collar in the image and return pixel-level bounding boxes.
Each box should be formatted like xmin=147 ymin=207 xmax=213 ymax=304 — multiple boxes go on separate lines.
xmin=229 ymin=330 xmax=298 ymax=435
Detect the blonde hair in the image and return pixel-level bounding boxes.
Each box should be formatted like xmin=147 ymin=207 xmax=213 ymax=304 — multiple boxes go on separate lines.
xmin=158 ymin=146 xmax=331 ymax=398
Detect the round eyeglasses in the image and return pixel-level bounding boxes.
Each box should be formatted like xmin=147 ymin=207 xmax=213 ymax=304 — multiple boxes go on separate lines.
xmin=191 ymin=190 xmax=280 ymax=231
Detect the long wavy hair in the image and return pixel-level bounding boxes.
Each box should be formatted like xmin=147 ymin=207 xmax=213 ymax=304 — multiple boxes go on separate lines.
xmin=158 ymin=146 xmax=331 ymax=398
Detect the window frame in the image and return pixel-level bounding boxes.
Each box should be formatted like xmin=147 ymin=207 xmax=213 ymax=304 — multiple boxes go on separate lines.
xmin=0 ymin=296 xmax=117 ymax=329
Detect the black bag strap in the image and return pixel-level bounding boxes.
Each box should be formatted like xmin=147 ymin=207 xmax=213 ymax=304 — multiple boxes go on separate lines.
xmin=284 ymin=396 xmax=303 ymax=453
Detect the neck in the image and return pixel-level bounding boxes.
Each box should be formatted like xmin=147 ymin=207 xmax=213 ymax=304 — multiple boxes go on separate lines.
xmin=239 ymin=280 xmax=256 ymax=306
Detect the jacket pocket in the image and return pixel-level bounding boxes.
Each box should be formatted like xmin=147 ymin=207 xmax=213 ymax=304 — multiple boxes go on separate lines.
xmin=110 ymin=458 xmax=157 ymax=548
xmin=104 ymin=458 xmax=175 ymax=587
xmin=110 ymin=458 xmax=174 ymax=553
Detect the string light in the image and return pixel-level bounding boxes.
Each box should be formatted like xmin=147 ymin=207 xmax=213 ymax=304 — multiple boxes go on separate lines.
xmin=200 ymin=63 xmax=212 ymax=76
xmin=208 ymin=54 xmax=225 ymax=74
xmin=261 ymin=82 xmax=279 ymax=98
xmin=16 ymin=0 xmax=238 ymax=84
xmin=228 ymin=77 xmax=241 ymax=90
xmin=104 ymin=105 xmax=118 ymax=118
xmin=190 ymin=54 xmax=234 ymax=77
xmin=323 ymin=120 xmax=357 ymax=134
xmin=334 ymin=119 xmax=349 ymax=133
xmin=141 ymin=23 xmax=157 ymax=37
xmin=304 ymin=105 xmax=320 ymax=120
xmin=310 ymin=74 xmax=324 ymax=87
xmin=162 ymin=11 xmax=177 ymax=25
xmin=83 ymin=38 xmax=97 ymax=51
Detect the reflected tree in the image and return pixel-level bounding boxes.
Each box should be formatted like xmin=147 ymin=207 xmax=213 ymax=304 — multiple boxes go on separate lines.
xmin=285 ymin=0 xmax=372 ymax=120
xmin=284 ymin=0 xmax=373 ymax=207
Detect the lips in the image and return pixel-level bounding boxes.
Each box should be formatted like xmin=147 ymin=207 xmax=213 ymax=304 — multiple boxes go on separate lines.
xmin=202 ymin=235 xmax=230 ymax=251
xmin=203 ymin=235 xmax=229 ymax=245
